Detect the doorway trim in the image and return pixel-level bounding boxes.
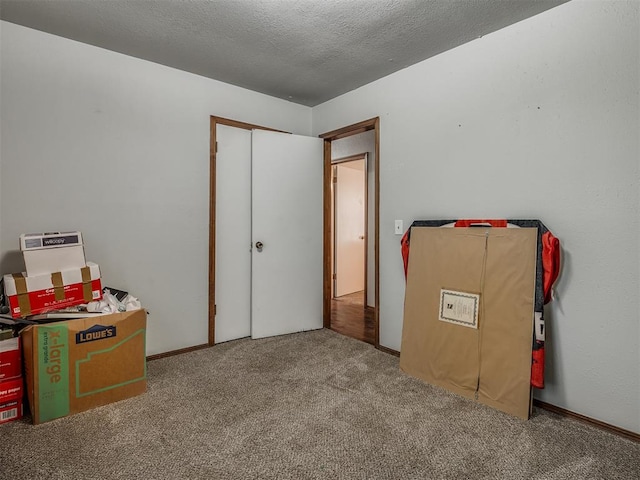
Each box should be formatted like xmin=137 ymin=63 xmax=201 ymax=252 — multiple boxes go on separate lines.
xmin=320 ymin=117 xmax=380 ymax=347
xmin=208 ymin=116 xmax=287 ymax=346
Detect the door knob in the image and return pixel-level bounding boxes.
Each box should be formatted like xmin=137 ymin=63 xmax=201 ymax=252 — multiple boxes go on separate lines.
xmin=255 ymin=241 xmax=264 ymax=252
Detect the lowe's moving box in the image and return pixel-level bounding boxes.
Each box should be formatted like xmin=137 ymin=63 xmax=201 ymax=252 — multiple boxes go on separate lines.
xmin=20 ymin=231 xmax=86 ymax=277
xmin=20 ymin=309 xmax=147 ymax=424
xmin=3 ymin=263 xmax=102 ymax=318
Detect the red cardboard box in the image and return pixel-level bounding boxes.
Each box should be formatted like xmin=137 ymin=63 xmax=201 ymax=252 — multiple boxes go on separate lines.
xmin=0 ymin=377 xmax=24 ymax=424
xmin=0 ymin=337 xmax=21 ymax=381
xmin=3 ymin=263 xmax=102 ymax=318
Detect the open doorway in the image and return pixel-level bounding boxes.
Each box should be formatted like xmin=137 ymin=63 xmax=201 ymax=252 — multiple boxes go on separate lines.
xmin=333 ymin=154 xmax=367 ymax=300
xmin=320 ymin=118 xmax=379 ymax=347
xmin=330 ymin=153 xmax=372 ymax=344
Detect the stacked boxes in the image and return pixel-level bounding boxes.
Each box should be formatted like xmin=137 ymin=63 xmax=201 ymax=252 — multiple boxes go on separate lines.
xmin=0 ymin=231 xmax=146 ymax=425
xmin=2 ymin=232 xmax=103 ymax=318
xmin=0 ymin=337 xmax=24 ymax=424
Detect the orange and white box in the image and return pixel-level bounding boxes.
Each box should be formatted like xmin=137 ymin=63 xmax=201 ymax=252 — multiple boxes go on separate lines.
xmin=3 ymin=263 xmax=102 ymax=318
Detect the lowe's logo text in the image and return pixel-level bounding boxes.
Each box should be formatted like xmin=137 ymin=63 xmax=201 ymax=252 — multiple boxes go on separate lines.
xmin=76 ymin=325 xmax=116 ymax=344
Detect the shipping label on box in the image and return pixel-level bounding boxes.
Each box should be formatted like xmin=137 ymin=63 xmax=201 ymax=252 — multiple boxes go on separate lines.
xmin=3 ymin=263 xmax=102 ymax=318
xmin=20 ymin=309 xmax=147 ymax=424
xmin=0 ymin=337 xmax=22 ymax=381
xmin=0 ymin=376 xmax=24 ymax=425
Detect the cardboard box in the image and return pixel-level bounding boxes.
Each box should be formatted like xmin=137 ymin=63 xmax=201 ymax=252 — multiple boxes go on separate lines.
xmin=23 ymin=246 xmax=86 ymax=277
xmin=20 ymin=309 xmax=147 ymax=424
xmin=0 ymin=377 xmax=24 ymax=424
xmin=400 ymin=227 xmax=537 ymax=420
xmin=20 ymin=232 xmax=86 ymax=277
xmin=3 ymin=263 xmax=102 ymax=318
xmin=0 ymin=337 xmax=21 ymax=381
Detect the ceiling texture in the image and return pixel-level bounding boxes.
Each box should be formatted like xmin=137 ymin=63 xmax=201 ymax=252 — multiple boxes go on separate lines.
xmin=0 ymin=0 xmax=568 ymax=106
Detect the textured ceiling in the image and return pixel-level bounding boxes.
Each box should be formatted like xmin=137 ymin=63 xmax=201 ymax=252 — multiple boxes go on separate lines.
xmin=0 ymin=0 xmax=568 ymax=106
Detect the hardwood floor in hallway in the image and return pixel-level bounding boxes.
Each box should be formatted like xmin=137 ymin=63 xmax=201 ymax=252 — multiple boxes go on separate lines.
xmin=330 ymin=290 xmax=375 ymax=345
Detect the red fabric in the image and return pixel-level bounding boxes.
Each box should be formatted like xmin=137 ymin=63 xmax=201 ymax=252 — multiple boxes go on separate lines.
xmin=542 ymin=231 xmax=560 ymax=304
xmin=453 ymin=219 xmax=508 ymax=228
xmin=531 ymin=345 xmax=545 ymax=389
xmin=401 ymin=229 xmax=411 ymax=279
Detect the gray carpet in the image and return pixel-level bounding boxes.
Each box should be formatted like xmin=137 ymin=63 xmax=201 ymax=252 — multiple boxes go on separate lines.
xmin=1 ymin=329 xmax=638 ymax=479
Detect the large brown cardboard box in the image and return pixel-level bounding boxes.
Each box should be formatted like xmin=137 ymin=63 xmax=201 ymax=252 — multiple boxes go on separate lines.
xmin=20 ymin=309 xmax=147 ymax=424
xmin=400 ymin=227 xmax=537 ymax=419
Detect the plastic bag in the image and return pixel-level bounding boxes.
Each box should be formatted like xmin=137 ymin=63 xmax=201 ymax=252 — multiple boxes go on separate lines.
xmin=86 ymin=289 xmax=141 ymax=313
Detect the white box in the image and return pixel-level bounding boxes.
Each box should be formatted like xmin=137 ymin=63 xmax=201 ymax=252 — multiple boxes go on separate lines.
xmin=23 ymin=246 xmax=86 ymax=277
xmin=20 ymin=232 xmax=86 ymax=276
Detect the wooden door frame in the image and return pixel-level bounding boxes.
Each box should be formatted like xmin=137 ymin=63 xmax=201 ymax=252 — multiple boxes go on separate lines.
xmin=208 ymin=116 xmax=287 ymax=345
xmin=320 ymin=117 xmax=380 ymax=347
xmin=331 ymin=153 xmax=368 ymax=303
xmin=209 ymin=115 xmax=380 ymax=347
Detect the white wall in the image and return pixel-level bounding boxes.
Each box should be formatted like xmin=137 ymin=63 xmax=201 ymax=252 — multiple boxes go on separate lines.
xmin=313 ymin=0 xmax=639 ymax=433
xmin=332 ymin=131 xmax=376 ymax=307
xmin=0 ymin=21 xmax=312 ymax=355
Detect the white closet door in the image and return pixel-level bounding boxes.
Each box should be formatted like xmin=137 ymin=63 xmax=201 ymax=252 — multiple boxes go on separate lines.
xmin=251 ymin=130 xmax=324 ymax=339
